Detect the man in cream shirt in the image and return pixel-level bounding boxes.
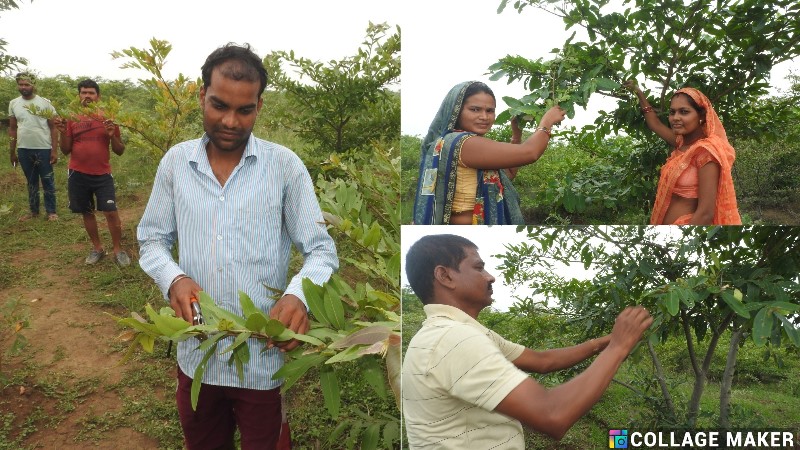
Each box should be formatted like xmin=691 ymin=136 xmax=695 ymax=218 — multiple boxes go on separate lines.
xmin=402 ymin=234 xmax=652 ymax=449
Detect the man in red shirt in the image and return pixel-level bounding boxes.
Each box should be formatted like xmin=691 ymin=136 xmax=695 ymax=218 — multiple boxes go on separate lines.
xmin=55 ymin=79 xmax=129 ymax=266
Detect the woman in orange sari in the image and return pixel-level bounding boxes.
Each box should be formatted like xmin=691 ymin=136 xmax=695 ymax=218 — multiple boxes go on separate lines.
xmin=625 ymin=83 xmax=741 ymax=225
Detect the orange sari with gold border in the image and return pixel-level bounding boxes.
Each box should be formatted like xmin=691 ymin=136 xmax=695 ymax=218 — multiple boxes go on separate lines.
xmin=650 ymin=88 xmax=742 ymax=225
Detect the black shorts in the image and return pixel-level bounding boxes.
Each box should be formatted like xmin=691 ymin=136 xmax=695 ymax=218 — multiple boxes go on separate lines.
xmin=67 ymin=170 xmax=118 ymax=213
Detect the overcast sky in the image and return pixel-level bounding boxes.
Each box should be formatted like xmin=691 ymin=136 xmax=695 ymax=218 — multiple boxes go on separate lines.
xmin=2 ymin=0 xmax=398 ymax=81
xmin=401 ymin=0 xmax=799 ymax=136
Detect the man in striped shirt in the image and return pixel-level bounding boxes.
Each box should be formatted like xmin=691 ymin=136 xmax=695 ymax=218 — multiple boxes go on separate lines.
xmin=403 ymin=234 xmax=651 ymax=449
xmin=138 ymin=43 xmax=338 ymax=450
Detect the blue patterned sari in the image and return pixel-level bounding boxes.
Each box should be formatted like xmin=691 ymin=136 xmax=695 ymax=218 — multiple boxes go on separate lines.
xmin=412 ymin=82 xmax=523 ymax=225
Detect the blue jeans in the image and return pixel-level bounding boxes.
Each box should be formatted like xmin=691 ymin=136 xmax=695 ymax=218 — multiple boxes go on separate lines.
xmin=17 ymin=148 xmax=57 ymax=215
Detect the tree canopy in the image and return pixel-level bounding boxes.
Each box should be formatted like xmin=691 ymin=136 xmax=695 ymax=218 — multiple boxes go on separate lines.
xmin=264 ymin=22 xmax=400 ymax=154
xmin=492 ymin=0 xmax=800 ymax=140
xmin=498 ymin=225 xmax=800 ymax=426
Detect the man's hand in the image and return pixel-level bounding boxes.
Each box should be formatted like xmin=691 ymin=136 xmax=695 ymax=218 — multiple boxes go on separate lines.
xmin=269 ymin=294 xmax=309 ymax=352
xmin=103 ymin=119 xmax=117 ymax=138
xmin=53 ymin=116 xmax=67 ymax=133
xmin=168 ymin=276 xmax=204 ymax=323
xmin=607 ymin=306 xmax=652 ymax=356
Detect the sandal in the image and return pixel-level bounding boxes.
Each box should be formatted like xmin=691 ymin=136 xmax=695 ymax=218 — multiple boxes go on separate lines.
xmin=47 ymin=213 xmax=59 ymax=221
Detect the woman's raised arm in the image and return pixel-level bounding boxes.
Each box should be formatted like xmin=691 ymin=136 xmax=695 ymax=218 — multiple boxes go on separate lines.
xmin=460 ymin=106 xmax=566 ymax=169
xmin=624 ymin=81 xmax=677 ymax=147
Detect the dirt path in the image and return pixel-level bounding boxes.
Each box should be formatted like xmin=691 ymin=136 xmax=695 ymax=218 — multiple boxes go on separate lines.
xmin=1 ymin=207 xmax=164 ymax=449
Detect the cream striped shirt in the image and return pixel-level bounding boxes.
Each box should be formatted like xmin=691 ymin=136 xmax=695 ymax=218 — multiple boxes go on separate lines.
xmin=403 ymin=304 xmax=529 ymax=449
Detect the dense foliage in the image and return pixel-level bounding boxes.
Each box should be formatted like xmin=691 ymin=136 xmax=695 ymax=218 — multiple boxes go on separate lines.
xmin=498 ymin=226 xmax=800 ymax=427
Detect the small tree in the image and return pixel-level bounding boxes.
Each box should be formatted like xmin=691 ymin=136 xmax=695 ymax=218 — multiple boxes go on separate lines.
xmin=110 ymin=38 xmax=202 ymax=155
xmin=264 ymin=22 xmax=400 ymax=155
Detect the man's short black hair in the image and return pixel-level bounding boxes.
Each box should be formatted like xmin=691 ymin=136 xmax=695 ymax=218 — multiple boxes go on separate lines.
xmin=201 ymin=43 xmax=268 ymax=97
xmin=405 ymin=234 xmax=478 ymax=304
xmin=77 ymin=79 xmax=100 ymax=95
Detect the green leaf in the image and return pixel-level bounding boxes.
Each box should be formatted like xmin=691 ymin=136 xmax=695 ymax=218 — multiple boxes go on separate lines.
xmin=290 ymin=333 xmax=325 ymax=346
xmin=776 ymin=314 xmax=800 ymax=347
xmin=137 ymin=334 xmax=155 ymax=353
xmin=303 ymin=278 xmax=331 ymax=327
xmin=198 ymin=292 xmax=246 ymax=328
xmin=323 ymin=285 xmax=347 ymax=331
xmin=117 ymin=317 xmax=161 ymax=336
xmin=320 ymin=368 xmax=341 ymax=418
xmin=721 ymin=291 xmax=750 ymax=318
xmin=327 ymin=421 xmax=350 ymax=445
xmin=664 ymin=290 xmax=679 ymax=316
xmin=362 ymin=424 xmax=380 ymax=450
xmin=362 ymin=222 xmax=381 ymax=248
xmin=386 ymin=252 xmax=400 ymax=283
xmin=272 ymin=353 xmax=327 ymax=391
xmin=752 ymin=307 xmax=774 ymax=347
xmin=362 ymin=357 xmax=387 ymax=399
xmin=325 ymin=345 xmax=363 ymax=364
xmin=191 ymin=341 xmax=220 ymax=410
xmin=238 ymin=291 xmax=259 ymax=318
xmin=767 ymin=301 xmax=800 ymax=314
xmin=244 ymin=311 xmax=270 ymax=333
xmin=263 ymin=318 xmax=288 ymax=337
xmin=221 ymin=331 xmax=252 ymax=354
xmin=145 ymin=304 xmax=191 ymax=336
xmin=232 ymin=343 xmax=249 ymax=380
xmin=595 ymin=77 xmax=619 ymax=90
xmin=196 ymin=331 xmax=227 ymax=352
xmin=382 ymin=420 xmax=400 ymax=447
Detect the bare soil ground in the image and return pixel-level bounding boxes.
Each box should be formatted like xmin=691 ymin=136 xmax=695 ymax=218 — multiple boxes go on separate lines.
xmin=1 ymin=205 xmax=168 ymax=449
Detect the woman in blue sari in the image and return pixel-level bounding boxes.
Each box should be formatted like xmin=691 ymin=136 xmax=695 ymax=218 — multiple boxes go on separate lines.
xmin=412 ymin=81 xmax=565 ymax=225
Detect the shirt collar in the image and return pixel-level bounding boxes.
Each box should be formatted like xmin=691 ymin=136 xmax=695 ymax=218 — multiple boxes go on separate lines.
xmin=190 ymin=133 xmax=258 ymax=164
xmin=422 ymin=304 xmax=488 ymax=332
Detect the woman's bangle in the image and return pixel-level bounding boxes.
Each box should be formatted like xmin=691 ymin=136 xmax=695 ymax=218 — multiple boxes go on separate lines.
xmin=536 ymin=126 xmax=551 ymax=137
xmin=169 ymin=274 xmax=191 ymax=294
xmin=641 ymin=106 xmax=654 ymax=114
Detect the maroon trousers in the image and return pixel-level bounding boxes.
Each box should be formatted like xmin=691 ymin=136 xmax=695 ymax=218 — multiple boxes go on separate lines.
xmin=176 ymin=369 xmax=292 ymax=450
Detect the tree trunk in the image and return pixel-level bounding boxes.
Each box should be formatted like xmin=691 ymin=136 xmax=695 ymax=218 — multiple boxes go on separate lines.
xmin=719 ymin=328 xmax=744 ymax=428
xmin=647 ymin=340 xmax=676 ymax=420
xmin=686 ymin=312 xmax=732 ymax=427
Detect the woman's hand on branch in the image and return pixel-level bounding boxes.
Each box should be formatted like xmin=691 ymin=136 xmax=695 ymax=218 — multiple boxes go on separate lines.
xmin=540 ymin=105 xmax=566 ymax=129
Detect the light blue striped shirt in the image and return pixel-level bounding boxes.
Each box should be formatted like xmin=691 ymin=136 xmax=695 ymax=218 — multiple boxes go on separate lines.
xmin=137 ymin=133 xmax=338 ymax=390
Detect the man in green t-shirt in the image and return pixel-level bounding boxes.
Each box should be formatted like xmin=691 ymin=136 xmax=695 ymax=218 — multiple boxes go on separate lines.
xmin=8 ymin=72 xmax=59 ymax=221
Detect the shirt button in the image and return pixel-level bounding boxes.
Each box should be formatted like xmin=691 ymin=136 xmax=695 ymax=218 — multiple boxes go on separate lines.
xmin=217 ymin=235 xmax=223 ymax=240
xmin=219 ymin=195 xmax=225 ymax=201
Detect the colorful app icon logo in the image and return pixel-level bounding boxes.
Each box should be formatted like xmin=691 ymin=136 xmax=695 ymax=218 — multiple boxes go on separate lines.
xmin=609 ymin=429 xmax=628 ymax=448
